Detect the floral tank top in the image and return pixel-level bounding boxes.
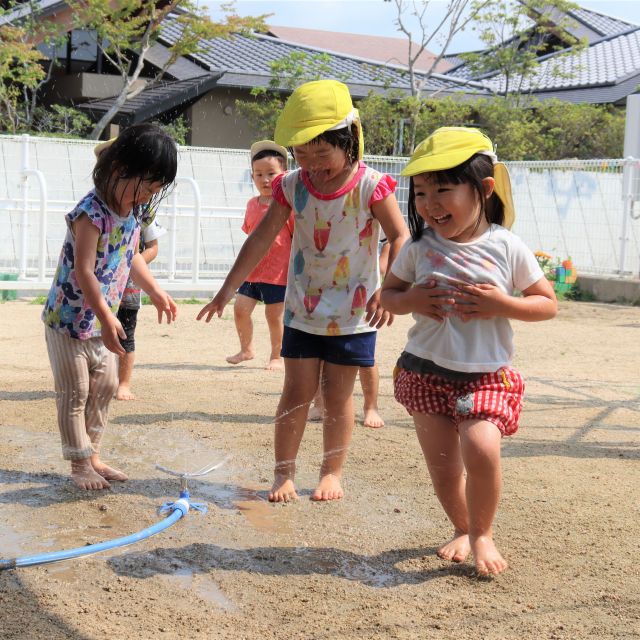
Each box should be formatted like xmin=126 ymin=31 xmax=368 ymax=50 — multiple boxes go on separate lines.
xmin=273 ymin=163 xmax=392 ymax=336
xmin=42 ymin=190 xmax=142 ymax=340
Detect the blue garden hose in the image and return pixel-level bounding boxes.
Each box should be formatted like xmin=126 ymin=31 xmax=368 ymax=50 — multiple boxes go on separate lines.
xmin=0 ymin=497 xmax=190 ymax=571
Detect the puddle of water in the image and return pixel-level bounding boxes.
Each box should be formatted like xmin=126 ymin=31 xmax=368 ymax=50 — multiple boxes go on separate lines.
xmin=160 ymin=569 xmax=236 ymax=611
xmin=196 ymin=482 xmax=291 ymax=534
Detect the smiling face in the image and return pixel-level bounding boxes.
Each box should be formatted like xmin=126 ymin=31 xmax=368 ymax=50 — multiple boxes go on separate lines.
xmin=251 ymin=155 xmax=285 ymax=199
xmin=412 ymin=173 xmax=495 ymax=243
xmin=292 ymin=140 xmax=353 ymax=190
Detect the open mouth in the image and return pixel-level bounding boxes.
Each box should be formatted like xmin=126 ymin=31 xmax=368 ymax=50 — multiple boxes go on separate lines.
xmin=431 ymin=214 xmax=452 ymax=225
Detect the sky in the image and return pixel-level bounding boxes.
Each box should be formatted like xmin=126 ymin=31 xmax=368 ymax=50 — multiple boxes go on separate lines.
xmin=204 ymin=0 xmax=640 ymax=54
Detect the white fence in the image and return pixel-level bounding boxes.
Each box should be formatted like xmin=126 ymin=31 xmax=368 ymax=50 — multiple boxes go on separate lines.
xmin=1 ymin=134 xmax=639 ymax=292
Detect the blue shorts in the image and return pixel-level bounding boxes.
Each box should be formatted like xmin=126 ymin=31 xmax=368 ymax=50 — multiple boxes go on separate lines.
xmin=237 ymin=281 xmax=286 ymax=305
xmin=281 ymin=326 xmax=376 ymax=367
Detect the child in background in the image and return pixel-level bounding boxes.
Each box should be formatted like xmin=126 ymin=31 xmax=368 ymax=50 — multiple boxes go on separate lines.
xmin=381 ymin=127 xmax=557 ymax=575
xmin=198 ymin=80 xmax=410 ymax=502
xmin=309 ymin=239 xmax=390 ymax=428
xmin=42 ymin=123 xmax=178 ymax=490
xmin=226 ymin=140 xmax=292 ymax=371
xmin=92 ymin=140 xmax=169 ymax=401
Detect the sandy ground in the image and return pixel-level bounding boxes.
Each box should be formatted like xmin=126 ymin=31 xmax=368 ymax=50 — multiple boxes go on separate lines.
xmin=0 ymin=298 xmax=639 ymax=640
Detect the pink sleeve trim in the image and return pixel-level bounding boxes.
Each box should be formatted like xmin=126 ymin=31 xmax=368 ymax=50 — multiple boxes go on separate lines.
xmin=368 ymin=174 xmax=397 ymax=207
xmin=272 ymin=173 xmax=290 ymax=207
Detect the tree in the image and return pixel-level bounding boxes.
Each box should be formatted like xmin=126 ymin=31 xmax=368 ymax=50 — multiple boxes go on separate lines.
xmin=0 ymin=0 xmax=66 ymax=132
xmin=461 ymin=0 xmax=587 ymax=105
xmin=389 ymin=0 xmax=492 ymax=151
xmin=61 ymin=1 xmax=268 ymax=139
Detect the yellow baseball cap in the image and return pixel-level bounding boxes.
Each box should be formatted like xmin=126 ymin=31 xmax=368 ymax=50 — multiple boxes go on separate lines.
xmin=250 ymin=140 xmax=288 ymax=164
xmin=274 ymin=80 xmax=364 ymax=160
xmin=402 ymin=127 xmax=515 ymax=229
xmin=93 ymin=137 xmax=117 ymax=158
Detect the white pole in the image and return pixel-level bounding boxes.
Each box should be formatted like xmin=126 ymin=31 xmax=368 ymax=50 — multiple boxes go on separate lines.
xmin=620 ymin=95 xmax=640 ymax=273
xmin=19 ymin=135 xmax=30 ymax=279
xmin=168 ymin=186 xmax=178 ymax=281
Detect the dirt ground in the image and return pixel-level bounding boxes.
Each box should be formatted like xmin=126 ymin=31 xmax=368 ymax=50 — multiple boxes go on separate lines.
xmin=0 ymin=298 xmax=639 ymax=640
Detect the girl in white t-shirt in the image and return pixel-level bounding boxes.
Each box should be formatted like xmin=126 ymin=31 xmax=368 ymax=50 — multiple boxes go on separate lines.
xmin=381 ymin=127 xmax=557 ymax=576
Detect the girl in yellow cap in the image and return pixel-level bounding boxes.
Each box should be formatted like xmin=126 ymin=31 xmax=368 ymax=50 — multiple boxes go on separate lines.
xmin=381 ymin=127 xmax=557 ymax=575
xmin=198 ymin=80 xmax=409 ymax=502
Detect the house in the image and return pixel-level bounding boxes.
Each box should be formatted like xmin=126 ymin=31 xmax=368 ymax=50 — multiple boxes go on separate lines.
xmin=443 ymin=4 xmax=640 ymax=105
xmin=264 ymin=25 xmax=452 ymax=74
xmin=2 ymin=1 xmax=639 ymax=148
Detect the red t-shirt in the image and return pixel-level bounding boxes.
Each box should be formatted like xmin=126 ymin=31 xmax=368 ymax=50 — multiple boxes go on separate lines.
xmin=243 ymin=196 xmax=295 ymax=285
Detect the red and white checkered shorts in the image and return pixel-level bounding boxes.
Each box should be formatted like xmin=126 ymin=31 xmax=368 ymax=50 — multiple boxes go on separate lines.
xmin=393 ymin=365 xmax=525 ymax=436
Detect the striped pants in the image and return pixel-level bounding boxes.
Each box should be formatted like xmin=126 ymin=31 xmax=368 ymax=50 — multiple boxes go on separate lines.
xmin=45 ymin=326 xmax=119 ymax=460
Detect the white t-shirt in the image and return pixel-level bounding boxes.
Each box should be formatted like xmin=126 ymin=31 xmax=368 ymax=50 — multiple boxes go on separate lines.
xmin=390 ymin=224 xmax=543 ymax=372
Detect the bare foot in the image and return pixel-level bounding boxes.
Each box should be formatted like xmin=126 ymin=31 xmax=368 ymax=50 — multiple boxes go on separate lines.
xmin=308 ymin=404 xmax=323 ymax=422
xmin=266 ymin=357 xmax=284 ymax=371
xmin=91 ymin=457 xmax=128 ymax=482
xmin=226 ymin=350 xmax=255 ymax=365
xmin=437 ymin=531 xmax=471 ymax=563
xmin=362 ymin=408 xmax=384 ymax=428
xmin=311 ymin=473 xmax=344 ymax=501
xmin=269 ymin=477 xmax=298 ymax=502
xmin=71 ymin=459 xmax=111 ymax=490
xmin=115 ymin=385 xmax=136 ymax=401
xmin=470 ymin=535 xmax=508 ymax=576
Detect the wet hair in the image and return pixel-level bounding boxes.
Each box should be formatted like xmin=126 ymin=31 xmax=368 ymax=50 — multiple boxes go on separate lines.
xmin=407 ymin=153 xmax=504 ymax=241
xmin=93 ymin=123 xmax=177 ymax=215
xmin=251 ymin=149 xmax=287 ymax=171
xmin=290 ymin=123 xmax=360 ymax=165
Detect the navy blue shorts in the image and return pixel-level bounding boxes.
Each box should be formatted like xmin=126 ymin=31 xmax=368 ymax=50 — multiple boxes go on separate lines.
xmin=281 ymin=326 xmax=376 ymax=367
xmin=237 ymin=281 xmax=286 ymax=305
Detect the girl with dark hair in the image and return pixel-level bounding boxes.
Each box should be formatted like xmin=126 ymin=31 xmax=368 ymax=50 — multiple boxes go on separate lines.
xmin=198 ymin=80 xmax=410 ymax=503
xmin=382 ymin=127 xmax=557 ymax=576
xmin=42 ymin=123 xmax=178 ymax=490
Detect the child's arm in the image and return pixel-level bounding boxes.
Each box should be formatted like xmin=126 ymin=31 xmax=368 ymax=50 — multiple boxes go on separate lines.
xmin=129 ymin=253 xmax=178 ymax=324
xmin=452 ymin=276 xmax=557 ymax=321
xmin=197 ymin=200 xmax=291 ymax=322
xmin=367 ymin=194 xmax=410 ymax=327
xmin=381 ymin=272 xmax=454 ymax=322
xmin=73 ymin=215 xmax=127 ymax=356
xmin=379 ymin=240 xmax=390 ymax=278
xmin=140 ymin=239 xmax=158 ymax=264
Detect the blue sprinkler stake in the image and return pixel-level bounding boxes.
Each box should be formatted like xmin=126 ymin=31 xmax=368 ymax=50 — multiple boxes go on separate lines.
xmin=157 ymin=457 xmax=231 ymax=515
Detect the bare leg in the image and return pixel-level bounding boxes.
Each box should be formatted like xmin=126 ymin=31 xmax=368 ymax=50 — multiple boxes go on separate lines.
xmin=226 ymin=294 xmax=257 ymax=364
xmin=269 ymin=358 xmax=322 ymax=502
xmin=116 ymin=351 xmax=136 ymax=400
xmin=459 ymin=419 xmax=507 ymax=576
xmin=413 ymin=412 xmax=471 ymax=563
xmin=308 ymin=362 xmax=324 ymax=422
xmin=359 ymin=364 xmax=384 ymax=428
xmin=312 ymin=362 xmax=359 ymax=501
xmin=264 ymin=301 xmax=285 ymax=371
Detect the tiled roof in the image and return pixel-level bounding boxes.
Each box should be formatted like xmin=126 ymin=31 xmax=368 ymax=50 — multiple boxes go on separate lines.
xmin=568 ymin=7 xmax=637 ymax=37
xmin=77 ymin=74 xmax=222 ymax=124
xmin=482 ymin=27 xmax=640 ymax=97
xmin=158 ymin=18 xmax=488 ymax=98
xmin=266 ymin=25 xmax=452 ymax=74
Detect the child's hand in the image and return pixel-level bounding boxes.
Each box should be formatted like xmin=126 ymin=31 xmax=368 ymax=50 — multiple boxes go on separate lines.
xmin=149 ymin=290 xmax=178 ymax=324
xmin=101 ymin=316 xmax=127 ymax=357
xmin=452 ymin=283 xmax=508 ymax=320
xmin=197 ymin=288 xmax=233 ymax=322
xmin=365 ymin=290 xmax=393 ymax=328
xmin=409 ymin=281 xmax=456 ymax=322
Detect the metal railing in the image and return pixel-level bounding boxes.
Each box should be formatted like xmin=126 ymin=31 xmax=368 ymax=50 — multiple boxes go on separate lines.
xmin=1 ymin=135 xmax=639 ymax=291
